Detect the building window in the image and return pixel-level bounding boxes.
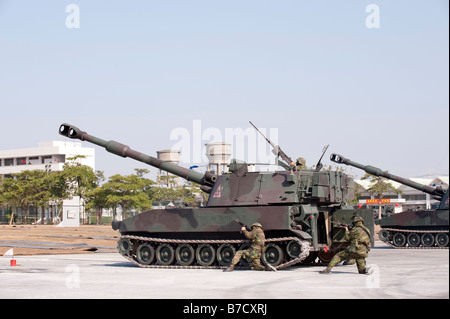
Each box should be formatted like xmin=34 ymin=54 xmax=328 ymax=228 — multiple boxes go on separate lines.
xmin=404 ymin=194 xmax=427 ymax=201
xmin=17 ymin=157 xmax=27 ymax=165
xmin=4 ymin=158 xmax=14 ymax=166
xmin=53 ymin=154 xmax=65 ymax=164
xmin=28 ymin=156 xmax=39 ymax=165
xmin=41 ymin=156 xmax=52 ymax=164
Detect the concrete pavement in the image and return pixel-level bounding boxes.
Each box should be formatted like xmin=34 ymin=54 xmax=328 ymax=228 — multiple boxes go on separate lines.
xmin=0 ymin=241 xmax=448 ymax=299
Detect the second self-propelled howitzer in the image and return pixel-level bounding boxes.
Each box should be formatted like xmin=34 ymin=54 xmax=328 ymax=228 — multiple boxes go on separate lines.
xmin=59 ymin=123 xmax=375 ymax=269
xmin=330 ymin=153 xmax=449 ymax=249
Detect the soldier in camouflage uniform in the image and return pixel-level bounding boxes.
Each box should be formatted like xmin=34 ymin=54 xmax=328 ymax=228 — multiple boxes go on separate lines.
xmin=224 ymin=223 xmax=276 ymax=272
xmin=295 ymin=157 xmax=307 ymax=170
xmin=320 ymin=216 xmax=373 ymax=275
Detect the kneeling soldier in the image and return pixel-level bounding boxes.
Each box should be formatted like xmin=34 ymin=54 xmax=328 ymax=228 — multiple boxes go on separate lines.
xmin=224 ymin=223 xmax=276 ymax=272
xmin=320 ymin=216 xmax=373 ymax=275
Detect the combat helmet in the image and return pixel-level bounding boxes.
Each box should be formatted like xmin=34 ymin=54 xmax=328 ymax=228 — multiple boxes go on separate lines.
xmin=295 ymin=157 xmax=306 ymax=170
xmin=352 ymin=216 xmax=364 ymax=224
xmin=296 ymin=157 xmax=306 ymax=166
xmin=251 ymin=222 xmax=262 ymax=229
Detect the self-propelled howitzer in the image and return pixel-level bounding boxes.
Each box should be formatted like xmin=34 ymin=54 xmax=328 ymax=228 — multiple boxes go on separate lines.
xmin=59 ymin=123 xmax=375 ymax=268
xmin=330 ymin=153 xmax=449 ymax=249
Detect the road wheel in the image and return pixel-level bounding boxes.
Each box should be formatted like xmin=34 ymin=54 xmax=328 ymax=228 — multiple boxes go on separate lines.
xmin=196 ymin=244 xmax=216 ymax=267
xmin=286 ymin=240 xmax=302 ymax=258
xmin=117 ymin=238 xmax=132 ymax=255
xmin=421 ymin=233 xmax=434 ymax=247
xmin=407 ymin=233 xmax=420 ymax=247
xmin=392 ymin=233 xmax=406 ymax=247
xmin=379 ymin=229 xmax=390 ymax=241
xmin=435 ymin=233 xmax=449 ymax=247
xmin=175 ymin=244 xmax=195 ymax=266
xmin=156 ymin=244 xmax=175 ymax=266
xmin=217 ymin=243 xmax=236 ymax=266
xmin=136 ymin=243 xmax=155 ymax=265
xmin=263 ymin=243 xmax=284 ymax=267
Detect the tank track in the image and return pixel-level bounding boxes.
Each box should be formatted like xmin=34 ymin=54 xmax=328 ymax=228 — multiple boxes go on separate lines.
xmin=118 ymin=235 xmax=310 ymax=270
xmin=379 ymin=228 xmax=449 ymax=249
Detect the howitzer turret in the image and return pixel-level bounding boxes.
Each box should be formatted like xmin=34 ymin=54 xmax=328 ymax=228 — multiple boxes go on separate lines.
xmin=330 ymin=153 xmax=449 ymax=249
xmin=59 ymin=123 xmax=217 ymax=193
xmin=58 ymin=123 xmax=375 ymax=269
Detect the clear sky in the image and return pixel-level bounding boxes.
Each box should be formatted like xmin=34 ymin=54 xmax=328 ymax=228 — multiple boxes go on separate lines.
xmin=0 ymin=0 xmax=448 ymax=181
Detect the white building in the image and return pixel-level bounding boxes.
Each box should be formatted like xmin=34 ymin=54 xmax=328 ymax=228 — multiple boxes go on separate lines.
xmin=0 ymin=141 xmax=95 ymax=177
xmin=0 ymin=141 xmax=95 ymax=226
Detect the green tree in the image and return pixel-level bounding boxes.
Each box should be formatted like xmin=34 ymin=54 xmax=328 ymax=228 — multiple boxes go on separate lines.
xmin=349 ymin=181 xmax=364 ymax=205
xmin=61 ymin=155 xmax=98 ymax=223
xmin=0 ymin=157 xmax=100 ymax=225
xmin=102 ymin=173 xmax=154 ymax=219
xmin=361 ymin=173 xmax=403 ymax=219
xmin=150 ymin=185 xmax=203 ymax=207
xmin=0 ymin=176 xmax=23 ymax=224
xmin=23 ymin=170 xmax=52 ymax=224
xmin=85 ymin=170 xmax=107 ymax=224
xmin=157 ymin=173 xmax=179 ymax=188
xmin=0 ymin=170 xmax=50 ymax=224
xmin=134 ymin=168 xmax=150 ymax=178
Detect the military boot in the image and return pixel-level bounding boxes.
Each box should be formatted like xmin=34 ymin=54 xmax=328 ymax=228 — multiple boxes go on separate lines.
xmin=363 ymin=265 xmax=374 ymax=275
xmin=319 ymin=268 xmax=331 ymax=274
xmin=251 ymin=259 xmax=265 ymax=271
xmin=223 ymin=266 xmax=234 ymax=272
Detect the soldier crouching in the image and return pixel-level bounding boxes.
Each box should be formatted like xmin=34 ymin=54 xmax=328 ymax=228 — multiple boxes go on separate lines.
xmin=224 ymin=223 xmax=276 ymax=272
xmin=320 ymin=216 xmax=373 ymax=275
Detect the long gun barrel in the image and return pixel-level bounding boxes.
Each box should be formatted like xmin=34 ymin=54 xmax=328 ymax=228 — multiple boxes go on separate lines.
xmin=59 ymin=123 xmax=216 ymax=193
xmin=330 ymin=153 xmax=447 ymax=199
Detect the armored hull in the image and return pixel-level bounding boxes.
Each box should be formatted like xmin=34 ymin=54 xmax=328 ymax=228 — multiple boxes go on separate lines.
xmin=377 ymin=208 xmax=449 ymax=248
xmin=112 ymin=204 xmax=374 ymax=269
xmin=114 ymin=206 xmax=310 ymax=269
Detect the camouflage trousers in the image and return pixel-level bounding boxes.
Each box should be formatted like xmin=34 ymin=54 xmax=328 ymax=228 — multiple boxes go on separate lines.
xmin=326 ymin=250 xmax=367 ymax=274
xmin=230 ymin=248 xmax=265 ymax=271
